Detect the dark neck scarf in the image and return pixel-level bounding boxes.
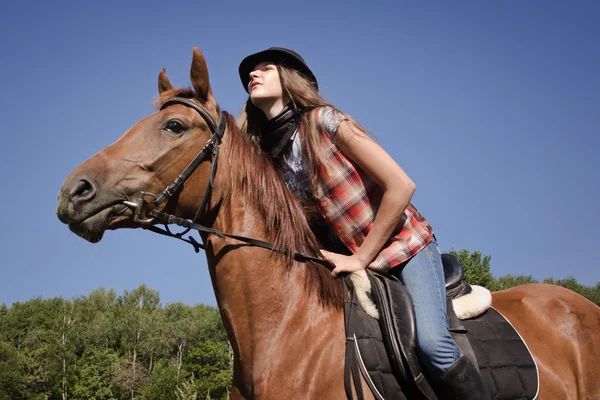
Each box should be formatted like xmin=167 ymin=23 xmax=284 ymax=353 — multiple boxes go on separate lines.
xmin=260 ymin=103 xmax=301 ymax=159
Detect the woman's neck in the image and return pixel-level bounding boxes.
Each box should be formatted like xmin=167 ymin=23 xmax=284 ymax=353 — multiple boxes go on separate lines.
xmin=257 ymin=97 xmax=288 ymax=120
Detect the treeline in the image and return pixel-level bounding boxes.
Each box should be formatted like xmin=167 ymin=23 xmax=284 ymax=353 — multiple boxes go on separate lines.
xmin=0 ymin=285 xmax=232 ymax=400
xmin=450 ymin=249 xmax=600 ymax=305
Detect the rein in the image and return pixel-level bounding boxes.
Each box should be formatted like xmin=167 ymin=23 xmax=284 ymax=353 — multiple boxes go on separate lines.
xmin=121 ymin=97 xmax=329 ymax=267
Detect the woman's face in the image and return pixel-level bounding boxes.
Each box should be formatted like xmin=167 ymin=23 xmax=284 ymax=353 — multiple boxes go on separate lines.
xmin=248 ymin=61 xmax=286 ymax=109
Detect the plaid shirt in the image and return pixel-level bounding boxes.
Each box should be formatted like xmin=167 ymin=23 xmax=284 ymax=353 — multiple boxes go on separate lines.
xmin=312 ymin=108 xmax=434 ymax=271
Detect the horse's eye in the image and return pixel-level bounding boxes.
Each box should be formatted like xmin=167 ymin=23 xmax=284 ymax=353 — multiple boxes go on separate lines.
xmin=165 ymin=120 xmax=186 ymax=134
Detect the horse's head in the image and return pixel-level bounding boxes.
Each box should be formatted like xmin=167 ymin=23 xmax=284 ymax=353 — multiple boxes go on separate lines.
xmin=56 ymin=48 xmax=222 ymax=242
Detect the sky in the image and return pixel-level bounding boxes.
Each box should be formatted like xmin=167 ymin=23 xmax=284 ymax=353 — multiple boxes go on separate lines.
xmin=1 ymin=1 xmax=599 ymax=308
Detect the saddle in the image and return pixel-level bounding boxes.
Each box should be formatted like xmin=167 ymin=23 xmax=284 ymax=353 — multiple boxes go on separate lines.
xmin=342 ymin=254 xmax=539 ymax=400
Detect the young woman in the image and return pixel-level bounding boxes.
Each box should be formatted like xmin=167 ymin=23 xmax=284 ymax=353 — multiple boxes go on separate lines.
xmin=237 ymin=47 xmax=489 ymax=400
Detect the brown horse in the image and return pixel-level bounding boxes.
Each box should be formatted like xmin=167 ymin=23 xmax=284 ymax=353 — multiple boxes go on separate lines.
xmin=56 ymin=49 xmax=600 ymax=400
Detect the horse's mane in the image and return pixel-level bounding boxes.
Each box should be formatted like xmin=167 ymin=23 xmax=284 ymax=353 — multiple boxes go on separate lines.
xmin=225 ymin=113 xmax=342 ymax=309
xmin=156 ymin=88 xmax=342 ymax=309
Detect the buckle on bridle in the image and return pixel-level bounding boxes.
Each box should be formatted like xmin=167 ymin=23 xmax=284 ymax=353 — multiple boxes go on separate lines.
xmin=122 ymin=191 xmax=158 ymax=223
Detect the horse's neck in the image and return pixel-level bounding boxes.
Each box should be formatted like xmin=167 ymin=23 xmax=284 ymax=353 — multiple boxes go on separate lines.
xmin=206 ymin=185 xmax=295 ymax=324
xmin=203 ymin=156 xmax=338 ymax=384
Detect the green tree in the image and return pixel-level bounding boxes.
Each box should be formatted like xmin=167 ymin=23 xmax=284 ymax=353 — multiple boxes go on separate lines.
xmin=139 ymin=308 xmax=169 ymax=375
xmin=3 ymin=298 xmax=65 ymax=399
xmin=138 ymin=360 xmax=179 ymax=400
xmin=187 ymin=340 xmax=232 ymax=400
xmin=494 ymin=274 xmax=538 ymax=291
xmin=165 ymin=303 xmax=197 ymax=383
xmin=0 ymin=286 xmax=233 ymax=400
xmin=544 ymin=277 xmax=600 ymax=306
xmin=116 ymin=285 xmax=160 ymax=399
xmin=448 ymin=249 xmax=495 ymax=288
xmin=71 ymin=346 xmax=118 ymax=400
xmin=78 ymin=288 xmax=120 ymax=350
xmin=0 ymin=341 xmax=25 ymax=399
xmin=176 ymin=376 xmax=198 ymax=400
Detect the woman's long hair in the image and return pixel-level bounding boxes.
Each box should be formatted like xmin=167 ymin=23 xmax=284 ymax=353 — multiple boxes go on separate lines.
xmin=237 ymin=65 xmax=365 ymax=198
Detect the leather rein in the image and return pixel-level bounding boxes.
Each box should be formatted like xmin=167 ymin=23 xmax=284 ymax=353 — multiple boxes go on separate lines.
xmin=121 ymin=97 xmax=328 ymax=266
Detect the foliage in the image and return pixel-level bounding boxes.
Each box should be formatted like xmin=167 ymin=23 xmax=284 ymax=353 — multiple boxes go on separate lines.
xmin=71 ymin=347 xmax=118 ymax=400
xmin=176 ymin=376 xmax=197 ymax=400
xmin=448 ymin=249 xmax=494 ymax=288
xmin=0 ymin=286 xmax=232 ymax=400
xmin=0 ymin=341 xmax=24 ymax=399
xmin=494 ymin=274 xmax=538 ymax=291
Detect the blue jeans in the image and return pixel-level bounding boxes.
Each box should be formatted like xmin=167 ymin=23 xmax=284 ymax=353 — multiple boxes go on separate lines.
xmin=390 ymin=240 xmax=462 ymax=380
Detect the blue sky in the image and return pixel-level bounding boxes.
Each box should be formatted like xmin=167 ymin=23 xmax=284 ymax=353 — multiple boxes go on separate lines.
xmin=1 ymin=1 xmax=598 ymax=307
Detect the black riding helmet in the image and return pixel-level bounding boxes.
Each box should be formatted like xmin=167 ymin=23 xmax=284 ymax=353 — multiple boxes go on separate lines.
xmin=238 ymin=47 xmax=318 ymax=93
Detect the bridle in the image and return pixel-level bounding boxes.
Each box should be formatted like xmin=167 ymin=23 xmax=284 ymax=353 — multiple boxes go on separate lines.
xmin=122 ymin=97 xmax=225 ymax=232
xmin=121 ymin=97 xmax=327 ymax=264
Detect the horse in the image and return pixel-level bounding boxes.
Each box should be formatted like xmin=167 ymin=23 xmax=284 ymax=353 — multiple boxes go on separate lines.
xmin=56 ymin=48 xmax=600 ymax=400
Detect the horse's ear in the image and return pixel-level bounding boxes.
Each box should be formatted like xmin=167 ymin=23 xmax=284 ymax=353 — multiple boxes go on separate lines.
xmin=158 ymin=68 xmax=174 ymax=94
xmin=190 ymin=48 xmax=212 ymax=102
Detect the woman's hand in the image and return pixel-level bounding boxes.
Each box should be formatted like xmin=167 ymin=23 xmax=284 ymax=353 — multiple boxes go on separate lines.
xmin=320 ymin=249 xmax=368 ymax=278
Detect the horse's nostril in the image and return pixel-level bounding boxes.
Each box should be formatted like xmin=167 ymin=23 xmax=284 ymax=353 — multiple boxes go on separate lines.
xmin=70 ymin=179 xmax=96 ymax=203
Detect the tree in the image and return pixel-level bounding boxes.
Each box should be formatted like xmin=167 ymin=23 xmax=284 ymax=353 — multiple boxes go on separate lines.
xmin=57 ymin=299 xmax=85 ymax=400
xmin=116 ymin=285 xmax=160 ymax=399
xmin=544 ymin=277 xmax=600 ymax=306
xmin=448 ymin=249 xmax=495 ymax=288
xmin=112 ymin=357 xmax=148 ymax=398
xmin=494 ymin=274 xmax=538 ymax=291
xmin=71 ymin=346 xmax=118 ymax=400
xmin=0 ymin=341 xmax=25 ymax=399
xmin=0 ymin=285 xmax=233 ymax=399
xmin=138 ymin=360 xmax=179 ymax=400
xmin=176 ymin=376 xmax=198 ymax=400
xmin=186 ymin=340 xmax=232 ymax=400
xmin=139 ymin=308 xmax=169 ymax=375
xmin=165 ymin=303 xmax=197 ymax=384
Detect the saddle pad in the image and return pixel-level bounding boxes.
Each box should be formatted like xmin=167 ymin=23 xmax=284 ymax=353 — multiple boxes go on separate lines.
xmin=462 ymin=306 xmax=539 ymax=400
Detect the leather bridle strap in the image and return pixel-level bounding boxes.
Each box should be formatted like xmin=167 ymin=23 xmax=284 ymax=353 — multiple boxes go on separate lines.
xmin=153 ymin=97 xmax=226 ymax=208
